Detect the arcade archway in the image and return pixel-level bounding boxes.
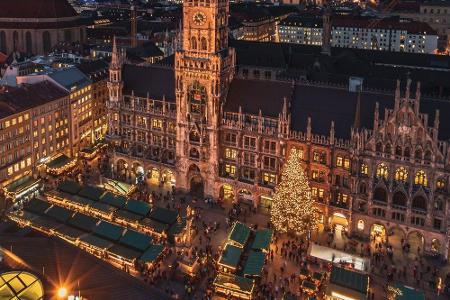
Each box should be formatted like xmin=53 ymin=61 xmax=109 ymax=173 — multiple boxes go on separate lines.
xmin=330 ymin=212 xmax=348 ymax=231
xmin=370 ymin=223 xmax=386 ymax=243
xmin=219 ymin=184 xmax=234 ymax=202
xmin=190 ymin=175 xmax=204 ymax=197
xmin=407 ymin=231 xmax=425 ymax=256
xmin=388 ymin=226 xmax=406 ymax=250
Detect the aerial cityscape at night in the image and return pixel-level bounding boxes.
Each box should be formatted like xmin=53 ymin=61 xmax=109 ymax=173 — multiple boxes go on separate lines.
xmin=1 ymin=0 xmax=450 ymax=299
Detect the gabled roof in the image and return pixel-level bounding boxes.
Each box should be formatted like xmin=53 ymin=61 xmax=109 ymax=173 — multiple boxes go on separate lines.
xmin=219 ymin=244 xmax=242 ymax=269
xmin=78 ymin=186 xmax=104 ymax=201
xmin=242 ymin=251 xmax=266 ymax=276
xmin=99 ymin=192 xmax=126 ymax=208
xmin=251 ymin=229 xmax=273 ymax=251
xmin=93 ymin=221 xmax=124 ymax=241
xmin=45 ymin=205 xmax=73 ymax=223
xmin=120 ymin=230 xmax=153 ymax=252
xmin=122 ymin=64 xmax=175 ymax=100
xmin=139 ymin=244 xmax=164 ymax=263
xmin=24 ymin=199 xmax=51 ymax=215
xmin=149 ymin=207 xmax=178 ymax=225
xmin=228 ymin=222 xmax=251 ymax=247
xmin=123 ymin=199 xmax=151 ymax=216
xmin=68 ymin=213 xmax=98 ymax=232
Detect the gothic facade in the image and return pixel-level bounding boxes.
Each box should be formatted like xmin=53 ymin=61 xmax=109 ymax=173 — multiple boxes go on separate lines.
xmin=106 ymin=0 xmax=450 ymax=258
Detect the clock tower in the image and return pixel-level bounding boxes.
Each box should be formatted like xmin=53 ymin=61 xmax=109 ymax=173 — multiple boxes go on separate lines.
xmin=175 ymin=0 xmax=235 ymax=196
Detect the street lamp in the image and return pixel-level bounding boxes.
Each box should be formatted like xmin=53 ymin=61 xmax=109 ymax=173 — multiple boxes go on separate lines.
xmin=57 ymin=287 xmax=67 ymax=298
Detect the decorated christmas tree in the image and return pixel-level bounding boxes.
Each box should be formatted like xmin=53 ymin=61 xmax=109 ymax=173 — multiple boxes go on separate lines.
xmin=271 ymin=147 xmax=319 ymax=235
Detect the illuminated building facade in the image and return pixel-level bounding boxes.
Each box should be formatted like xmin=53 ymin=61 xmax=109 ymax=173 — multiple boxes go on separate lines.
xmin=106 ymin=0 xmax=450 ymax=258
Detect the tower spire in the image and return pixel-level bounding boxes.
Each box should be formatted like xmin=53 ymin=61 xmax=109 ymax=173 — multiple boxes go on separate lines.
xmin=111 ymin=36 xmax=120 ymax=68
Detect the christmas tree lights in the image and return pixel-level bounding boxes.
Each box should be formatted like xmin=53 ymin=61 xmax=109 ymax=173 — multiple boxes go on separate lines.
xmin=271 ymin=148 xmax=319 ymax=235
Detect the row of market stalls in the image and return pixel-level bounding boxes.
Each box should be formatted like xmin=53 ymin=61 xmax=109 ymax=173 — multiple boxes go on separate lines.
xmin=213 ymin=222 xmax=273 ymax=299
xmin=43 ymin=180 xmax=191 ymax=245
xmin=7 ymin=198 xmax=165 ymax=270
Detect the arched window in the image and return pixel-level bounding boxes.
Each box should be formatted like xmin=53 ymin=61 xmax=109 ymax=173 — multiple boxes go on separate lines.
xmin=412 ymin=196 xmax=427 ymax=211
xmin=189 ymin=130 xmax=200 ymax=143
xmin=189 ymin=148 xmax=199 ymax=159
xmin=373 ymin=187 xmax=387 ymax=202
xmin=395 ymin=167 xmax=408 ymax=182
xmin=25 ymin=32 xmax=32 ymax=54
xmin=200 ymin=37 xmax=207 ymax=51
xmin=404 ymin=147 xmax=410 ymax=158
xmin=424 ymin=150 xmax=432 ymax=161
xmin=393 ymin=191 xmax=407 ymax=206
xmin=431 ymin=239 xmax=440 ymax=252
xmin=359 ymin=182 xmax=367 ymax=194
xmin=395 ymin=146 xmax=402 ymax=156
xmin=436 ymin=178 xmax=446 ymax=191
xmin=12 ymin=31 xmax=18 ymax=51
xmin=385 ymin=143 xmax=391 ymax=154
xmin=360 ymin=163 xmax=368 ymax=176
xmin=0 ymin=31 xmax=7 ymax=53
xmin=414 ymin=170 xmax=428 ymax=186
xmin=376 ymin=163 xmax=388 ymax=179
xmin=415 ymin=149 xmax=422 ymax=160
xmin=376 ymin=142 xmax=382 ymax=152
xmin=43 ymin=31 xmax=51 ymax=53
xmin=434 ymin=199 xmax=443 ymax=211
xmin=190 ymin=36 xmax=197 ymax=50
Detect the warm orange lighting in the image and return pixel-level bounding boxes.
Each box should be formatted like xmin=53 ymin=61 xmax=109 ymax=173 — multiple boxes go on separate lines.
xmin=57 ymin=287 xmax=67 ymax=298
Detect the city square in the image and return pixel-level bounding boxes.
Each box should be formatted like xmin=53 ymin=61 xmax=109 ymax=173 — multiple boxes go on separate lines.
xmin=1 ymin=0 xmax=450 ymax=299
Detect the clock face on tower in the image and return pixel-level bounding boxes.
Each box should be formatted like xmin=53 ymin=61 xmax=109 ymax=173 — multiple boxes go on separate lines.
xmin=193 ymin=12 xmax=206 ymax=26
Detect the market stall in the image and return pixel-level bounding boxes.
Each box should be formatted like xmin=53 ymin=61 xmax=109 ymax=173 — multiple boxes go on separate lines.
xmin=102 ymin=178 xmax=136 ymax=197
xmin=325 ymin=266 xmax=369 ymax=300
xmin=213 ymin=273 xmax=255 ymax=300
xmin=45 ymin=154 xmax=77 ymax=175
xmin=3 ymin=175 xmax=41 ymax=201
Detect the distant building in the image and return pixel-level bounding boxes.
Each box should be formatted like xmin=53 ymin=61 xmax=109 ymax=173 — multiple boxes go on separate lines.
xmin=0 ymin=0 xmax=85 ymax=56
xmin=278 ymin=14 xmax=439 ymax=53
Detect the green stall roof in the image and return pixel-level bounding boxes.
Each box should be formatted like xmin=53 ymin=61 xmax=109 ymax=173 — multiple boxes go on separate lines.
xmin=93 ymin=221 xmax=124 ymax=241
xmin=219 ymin=244 xmax=242 ymax=269
xmin=103 ymin=179 xmax=134 ymax=196
xmin=45 ymin=205 xmax=73 ymax=223
xmin=228 ymin=222 xmax=251 ymax=247
xmin=78 ymin=185 xmax=104 ymax=201
xmin=168 ymin=218 xmax=186 ymax=236
xmin=251 ymin=229 xmax=273 ymax=251
xmin=124 ymin=199 xmax=151 ymax=216
xmin=149 ymin=207 xmax=178 ymax=225
xmin=99 ymin=192 xmax=126 ymax=208
xmin=24 ymin=198 xmax=51 ymax=215
xmin=120 ymin=229 xmax=153 ymax=252
xmin=141 ymin=218 xmax=169 ymax=234
xmin=68 ymin=213 xmax=98 ymax=232
xmin=66 ymin=195 xmax=94 ymax=207
xmin=32 ymin=216 xmax=61 ymax=230
xmin=394 ymin=284 xmax=425 ymax=300
xmin=55 ymin=225 xmax=85 ymax=240
xmin=80 ymin=234 xmax=113 ymax=250
xmin=107 ymin=244 xmax=141 ymax=261
xmin=330 ymin=266 xmax=369 ymax=295
xmin=139 ymin=244 xmax=164 ymax=264
xmin=46 ymin=154 xmax=74 ymax=169
xmin=242 ymin=251 xmax=266 ymax=276
xmin=57 ymin=180 xmax=81 ymax=195
xmin=5 ymin=176 xmax=40 ymax=194
xmin=213 ymin=274 xmax=254 ymax=294
xmin=115 ymin=209 xmax=143 ymax=222
xmin=91 ymin=202 xmax=117 ymax=214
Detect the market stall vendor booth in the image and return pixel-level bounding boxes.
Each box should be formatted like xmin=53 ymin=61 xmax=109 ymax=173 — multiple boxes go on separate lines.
xmin=325 ymin=266 xmax=369 ymax=300
xmin=45 ymin=154 xmax=77 ymax=175
xmin=213 ymin=273 xmax=255 ymax=300
xmin=3 ymin=175 xmax=41 ymax=202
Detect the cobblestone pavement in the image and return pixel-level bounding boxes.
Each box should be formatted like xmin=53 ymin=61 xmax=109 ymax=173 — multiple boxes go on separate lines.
xmin=38 ymin=155 xmax=450 ymax=299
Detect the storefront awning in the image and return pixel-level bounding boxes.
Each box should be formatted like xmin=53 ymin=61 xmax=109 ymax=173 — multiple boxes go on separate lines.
xmin=242 ymin=251 xmax=266 ymax=277
xmin=228 ymin=222 xmax=251 ymax=247
xmin=251 ymin=229 xmax=273 ymax=251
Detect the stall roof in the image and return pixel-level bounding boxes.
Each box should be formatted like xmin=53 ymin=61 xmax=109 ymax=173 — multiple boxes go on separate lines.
xmin=4 ymin=176 xmax=40 ymax=194
xmin=139 ymin=244 xmax=164 ymax=263
xmin=66 ymin=194 xmax=94 ymax=207
xmin=78 ymin=185 xmax=104 ymax=201
xmin=149 ymin=207 xmax=178 ymax=225
xmin=168 ymin=218 xmax=186 ymax=236
xmin=124 ymin=199 xmax=151 ymax=216
xmin=115 ymin=209 xmax=143 ymax=222
xmin=91 ymin=202 xmax=116 ymax=214
xmin=57 ymin=180 xmax=81 ymax=195
xmin=46 ymin=154 xmax=74 ymax=169
xmin=32 ymin=216 xmax=62 ymax=230
xmin=68 ymin=213 xmax=98 ymax=232
xmin=141 ymin=218 xmax=169 ymax=233
xmin=24 ymin=198 xmax=51 ymax=215
xmin=55 ymin=225 xmax=85 ymax=240
xmin=330 ymin=266 xmax=369 ymax=295
xmin=219 ymin=244 xmax=242 ymax=269
xmin=45 ymin=205 xmax=73 ymax=223
xmin=120 ymin=229 xmax=153 ymax=252
xmin=213 ymin=274 xmax=254 ymax=294
xmin=395 ymin=284 xmax=425 ymax=300
xmin=103 ymin=178 xmax=134 ymax=196
xmin=99 ymin=192 xmax=126 ymax=208
xmin=242 ymin=251 xmax=266 ymax=276
xmin=228 ymin=222 xmax=251 ymax=247
xmin=93 ymin=221 xmax=124 ymax=241
xmin=80 ymin=234 xmax=113 ymax=250
xmin=107 ymin=244 xmax=141 ymax=261
xmin=251 ymin=229 xmax=273 ymax=251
